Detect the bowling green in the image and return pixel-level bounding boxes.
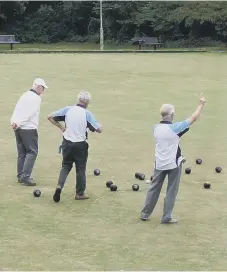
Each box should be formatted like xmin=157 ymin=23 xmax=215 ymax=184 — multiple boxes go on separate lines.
xmin=0 ymin=52 xmax=226 ymax=270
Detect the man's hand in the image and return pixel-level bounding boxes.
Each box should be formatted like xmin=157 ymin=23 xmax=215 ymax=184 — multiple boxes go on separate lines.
xmin=97 ymin=123 xmax=103 ymax=133
xmin=12 ymin=123 xmax=18 ymax=130
xmin=188 ymin=93 xmax=206 ymax=125
xmin=60 ymin=126 xmax=66 ymax=132
xmin=199 ymin=93 xmax=206 ymax=105
xmin=47 ymin=115 xmax=66 ymax=132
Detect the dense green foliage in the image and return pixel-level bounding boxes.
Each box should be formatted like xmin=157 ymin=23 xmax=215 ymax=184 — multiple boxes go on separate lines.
xmin=0 ymin=1 xmax=227 ymax=47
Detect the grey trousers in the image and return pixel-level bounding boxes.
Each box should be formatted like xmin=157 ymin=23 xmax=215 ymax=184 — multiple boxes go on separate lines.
xmin=14 ymin=129 xmax=38 ymax=181
xmin=141 ymin=163 xmax=182 ymax=222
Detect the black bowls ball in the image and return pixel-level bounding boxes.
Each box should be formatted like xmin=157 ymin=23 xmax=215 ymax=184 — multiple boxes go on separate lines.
xmin=110 ymin=184 xmax=117 ymax=191
xmin=94 ymin=169 xmax=100 ymax=176
xmin=33 ymin=189 xmax=41 ymax=197
xmin=204 ymin=182 xmax=211 ymax=189
xmin=185 ymin=168 xmax=191 ymax=174
xmin=196 ymin=158 xmax=202 ymax=165
xmin=132 ymin=184 xmax=139 ymax=191
xmin=106 ymin=180 xmax=113 ymax=188
xmin=215 ymin=167 xmax=222 ymax=173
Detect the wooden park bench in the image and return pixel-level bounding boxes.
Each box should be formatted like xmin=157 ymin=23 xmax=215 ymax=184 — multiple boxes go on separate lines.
xmin=130 ymin=36 xmax=163 ymax=50
xmin=0 ymin=35 xmax=20 ymax=50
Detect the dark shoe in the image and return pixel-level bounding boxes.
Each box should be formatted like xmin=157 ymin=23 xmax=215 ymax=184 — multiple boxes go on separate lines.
xmin=140 ymin=212 xmax=148 ymax=221
xmin=140 ymin=217 xmax=148 ymax=221
xmin=75 ymin=194 xmax=90 ymax=200
xmin=21 ymin=178 xmax=36 ymax=186
xmin=21 ymin=180 xmax=36 ymax=186
xmin=18 ymin=178 xmax=23 ymax=183
xmin=140 ymin=216 xmax=148 ymax=221
xmin=19 ymin=176 xmax=34 ymax=184
xmin=53 ymin=188 xmax=62 ymax=203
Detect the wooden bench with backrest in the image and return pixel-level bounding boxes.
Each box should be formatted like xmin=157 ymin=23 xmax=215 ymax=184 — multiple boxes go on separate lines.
xmin=0 ymin=35 xmax=20 ymax=50
xmin=131 ymin=36 xmax=163 ymax=50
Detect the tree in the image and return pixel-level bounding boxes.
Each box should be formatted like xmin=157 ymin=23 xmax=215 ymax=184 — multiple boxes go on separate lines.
xmin=0 ymin=1 xmax=27 ymax=33
xmin=1 ymin=1 xmax=227 ymax=46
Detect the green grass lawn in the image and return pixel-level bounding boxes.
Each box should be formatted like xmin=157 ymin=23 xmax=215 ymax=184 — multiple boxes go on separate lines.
xmin=1 ymin=52 xmax=227 ymax=270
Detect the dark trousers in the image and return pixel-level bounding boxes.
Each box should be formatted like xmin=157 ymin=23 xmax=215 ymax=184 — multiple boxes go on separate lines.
xmin=58 ymin=137 xmax=88 ymax=195
xmin=14 ymin=129 xmax=38 ymax=181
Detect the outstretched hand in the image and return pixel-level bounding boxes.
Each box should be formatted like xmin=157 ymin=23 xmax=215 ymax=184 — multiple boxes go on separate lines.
xmin=199 ymin=93 xmax=206 ymax=105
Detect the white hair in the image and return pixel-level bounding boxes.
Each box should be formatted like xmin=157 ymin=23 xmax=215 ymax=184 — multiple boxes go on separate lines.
xmin=160 ymin=104 xmax=175 ymax=118
xmin=78 ymin=91 xmax=91 ymax=103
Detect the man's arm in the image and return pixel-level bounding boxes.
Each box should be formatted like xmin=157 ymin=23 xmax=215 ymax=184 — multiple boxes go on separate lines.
xmin=47 ymin=106 xmax=72 ymax=132
xmin=188 ymin=94 xmax=206 ymax=125
xmin=86 ymin=111 xmax=102 ymax=133
xmin=47 ymin=116 xmax=66 ymax=132
xmin=169 ymin=94 xmax=206 ymax=136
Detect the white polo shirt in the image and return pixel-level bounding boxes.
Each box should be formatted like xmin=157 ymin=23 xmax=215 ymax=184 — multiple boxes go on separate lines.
xmin=51 ymin=104 xmax=100 ymax=142
xmin=10 ymin=90 xmax=41 ymax=130
xmin=153 ymin=120 xmax=190 ymax=170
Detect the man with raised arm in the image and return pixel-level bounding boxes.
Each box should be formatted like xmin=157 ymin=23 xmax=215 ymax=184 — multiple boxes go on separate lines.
xmin=140 ymin=94 xmax=206 ymax=224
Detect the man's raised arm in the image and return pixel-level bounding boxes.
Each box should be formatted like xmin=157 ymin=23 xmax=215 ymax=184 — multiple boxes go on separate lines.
xmin=188 ymin=94 xmax=206 ymax=125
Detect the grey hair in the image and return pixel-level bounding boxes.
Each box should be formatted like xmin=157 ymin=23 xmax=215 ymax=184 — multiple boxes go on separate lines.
xmin=78 ymin=91 xmax=91 ymax=103
xmin=160 ymin=104 xmax=175 ymax=118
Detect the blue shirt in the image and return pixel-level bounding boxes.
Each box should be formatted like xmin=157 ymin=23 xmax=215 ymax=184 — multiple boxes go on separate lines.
xmin=51 ymin=104 xmax=100 ymax=142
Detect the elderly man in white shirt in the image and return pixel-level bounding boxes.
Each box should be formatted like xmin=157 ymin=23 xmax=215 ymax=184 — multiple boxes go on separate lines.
xmin=47 ymin=91 xmax=102 ymax=202
xmin=140 ymin=94 xmax=206 ymax=224
xmin=10 ymin=78 xmax=48 ymax=186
